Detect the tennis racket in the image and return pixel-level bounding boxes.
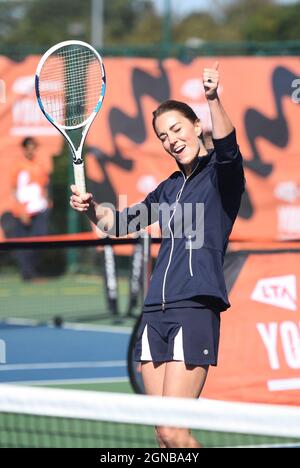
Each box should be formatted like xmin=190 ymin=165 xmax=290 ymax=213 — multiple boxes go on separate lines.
xmin=35 ymin=40 xmax=106 ymax=195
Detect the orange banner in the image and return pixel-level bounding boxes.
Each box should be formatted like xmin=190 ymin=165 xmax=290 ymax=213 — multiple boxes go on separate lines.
xmin=0 ymin=56 xmax=300 ymax=241
xmin=203 ymin=248 xmax=300 ymax=405
xmin=0 ymin=55 xmax=63 ymax=238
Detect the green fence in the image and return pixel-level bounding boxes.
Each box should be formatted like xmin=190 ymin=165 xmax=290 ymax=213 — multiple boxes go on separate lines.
xmin=1 ymin=40 xmax=300 ymax=61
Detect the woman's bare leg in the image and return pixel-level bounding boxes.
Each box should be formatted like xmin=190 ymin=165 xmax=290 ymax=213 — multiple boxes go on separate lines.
xmin=141 ymin=361 xmax=167 ymax=447
xmin=158 ymin=362 xmax=209 ymax=448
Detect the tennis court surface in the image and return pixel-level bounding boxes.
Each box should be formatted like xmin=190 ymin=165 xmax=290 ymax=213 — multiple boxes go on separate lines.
xmin=0 ymin=322 xmax=130 ymax=385
xmin=1 ymin=241 xmax=300 ymax=448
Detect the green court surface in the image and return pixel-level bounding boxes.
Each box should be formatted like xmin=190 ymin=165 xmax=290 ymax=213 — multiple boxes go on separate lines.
xmin=42 ymin=381 xmax=133 ymax=394
xmin=0 ymin=273 xmax=140 ymax=326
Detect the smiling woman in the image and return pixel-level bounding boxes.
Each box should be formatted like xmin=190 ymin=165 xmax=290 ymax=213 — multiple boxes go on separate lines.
xmin=152 ymin=100 xmax=207 ymax=177
xmin=70 ymin=62 xmax=245 ymax=448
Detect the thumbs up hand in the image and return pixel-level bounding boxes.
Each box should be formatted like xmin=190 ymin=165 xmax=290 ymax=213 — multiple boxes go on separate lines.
xmin=203 ymin=61 xmax=219 ymax=100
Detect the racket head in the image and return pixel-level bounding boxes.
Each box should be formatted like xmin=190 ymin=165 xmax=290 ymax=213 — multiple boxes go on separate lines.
xmin=35 ymin=40 xmax=106 ymax=131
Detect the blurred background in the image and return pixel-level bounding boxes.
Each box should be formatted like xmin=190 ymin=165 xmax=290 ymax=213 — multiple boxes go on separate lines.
xmin=1 ymin=0 xmax=300 ymax=56
xmin=0 ymin=0 xmax=299 ymax=449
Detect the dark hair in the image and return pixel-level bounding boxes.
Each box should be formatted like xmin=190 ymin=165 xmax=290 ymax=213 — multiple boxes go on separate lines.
xmin=152 ymin=100 xmax=199 ymax=134
xmin=22 ymin=137 xmax=37 ymax=148
xmin=152 ymin=99 xmax=211 ymax=148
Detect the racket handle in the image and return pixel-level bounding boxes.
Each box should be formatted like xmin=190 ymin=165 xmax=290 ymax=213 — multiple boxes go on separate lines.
xmin=73 ymin=163 xmax=86 ymax=196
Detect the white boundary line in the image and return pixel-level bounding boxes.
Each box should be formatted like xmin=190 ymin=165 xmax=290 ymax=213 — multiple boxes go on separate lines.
xmin=3 ymin=318 xmax=132 ymax=334
xmin=0 ymin=360 xmax=127 ymax=372
xmin=0 ymin=377 xmax=129 ymax=386
xmin=0 ymin=339 xmax=6 ymax=364
xmin=4 ymin=318 xmax=40 ymax=327
xmin=63 ymin=322 xmax=132 ymax=334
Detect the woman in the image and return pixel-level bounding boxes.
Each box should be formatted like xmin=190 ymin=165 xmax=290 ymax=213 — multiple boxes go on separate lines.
xmin=70 ymin=62 xmax=245 ymax=448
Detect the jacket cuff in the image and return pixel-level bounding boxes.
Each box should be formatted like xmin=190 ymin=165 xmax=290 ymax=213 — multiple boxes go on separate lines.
xmin=212 ymin=129 xmax=239 ymax=162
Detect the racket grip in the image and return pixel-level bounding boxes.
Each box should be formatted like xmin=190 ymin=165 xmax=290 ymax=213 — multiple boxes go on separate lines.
xmin=73 ymin=163 xmax=86 ymax=196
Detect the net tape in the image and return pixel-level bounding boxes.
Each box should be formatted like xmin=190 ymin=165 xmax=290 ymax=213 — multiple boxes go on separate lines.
xmin=0 ymin=385 xmax=300 ymax=439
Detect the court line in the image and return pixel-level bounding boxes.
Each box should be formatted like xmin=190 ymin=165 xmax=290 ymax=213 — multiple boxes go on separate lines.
xmin=63 ymin=322 xmax=132 ymax=334
xmin=0 ymin=360 xmax=127 ymax=372
xmin=0 ymin=377 xmax=130 ymax=386
xmin=4 ymin=318 xmax=41 ymax=327
xmin=3 ymin=318 xmax=132 ymax=334
xmin=0 ymin=339 xmax=5 ymax=364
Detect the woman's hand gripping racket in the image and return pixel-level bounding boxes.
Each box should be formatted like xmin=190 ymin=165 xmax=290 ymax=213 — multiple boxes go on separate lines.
xmin=35 ymin=40 xmax=106 ymax=195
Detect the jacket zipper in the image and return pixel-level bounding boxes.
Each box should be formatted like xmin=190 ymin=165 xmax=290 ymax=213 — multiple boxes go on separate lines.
xmin=188 ymin=235 xmax=194 ymax=277
xmin=161 ymin=161 xmax=200 ymax=311
xmin=161 ymin=179 xmax=186 ymax=310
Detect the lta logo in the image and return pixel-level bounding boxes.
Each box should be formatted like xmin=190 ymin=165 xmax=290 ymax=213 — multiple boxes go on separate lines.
xmin=251 ymin=275 xmax=297 ymax=311
xmin=0 ymin=339 xmax=6 ymax=364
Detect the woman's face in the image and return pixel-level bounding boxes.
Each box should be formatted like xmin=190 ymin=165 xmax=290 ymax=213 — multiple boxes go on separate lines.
xmin=154 ymin=110 xmax=202 ymax=168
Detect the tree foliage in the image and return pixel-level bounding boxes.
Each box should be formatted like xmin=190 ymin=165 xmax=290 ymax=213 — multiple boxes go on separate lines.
xmin=0 ymin=0 xmax=160 ymax=47
xmin=0 ymin=0 xmax=299 ymax=53
xmin=239 ymin=2 xmax=300 ymax=41
xmin=174 ymin=0 xmax=300 ymax=44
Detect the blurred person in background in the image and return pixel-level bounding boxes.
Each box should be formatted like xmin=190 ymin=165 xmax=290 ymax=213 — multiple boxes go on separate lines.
xmin=11 ymin=137 xmax=50 ymax=281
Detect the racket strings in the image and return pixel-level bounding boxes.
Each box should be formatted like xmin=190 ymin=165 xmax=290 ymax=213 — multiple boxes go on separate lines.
xmin=39 ymin=46 xmax=104 ymax=127
xmin=41 ymin=48 xmax=99 ymax=79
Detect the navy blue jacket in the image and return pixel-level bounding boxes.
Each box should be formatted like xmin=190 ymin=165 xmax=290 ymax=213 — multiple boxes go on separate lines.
xmin=113 ymin=130 xmax=245 ymax=312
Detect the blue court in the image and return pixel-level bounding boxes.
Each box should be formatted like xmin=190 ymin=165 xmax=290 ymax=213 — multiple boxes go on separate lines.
xmin=0 ymin=323 xmax=131 ymax=385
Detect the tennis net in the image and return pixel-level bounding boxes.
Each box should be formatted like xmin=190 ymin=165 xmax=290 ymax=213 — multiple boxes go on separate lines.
xmin=0 ymin=385 xmax=300 ymax=448
xmin=0 ymin=236 xmax=144 ymax=325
